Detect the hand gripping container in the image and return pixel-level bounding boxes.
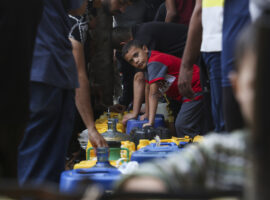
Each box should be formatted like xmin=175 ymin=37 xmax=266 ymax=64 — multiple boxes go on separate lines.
xmin=60 ymin=148 xmax=121 ymax=193
xmin=130 ymin=142 xmax=180 ymax=163
xmin=126 ymin=114 xmax=165 ymax=134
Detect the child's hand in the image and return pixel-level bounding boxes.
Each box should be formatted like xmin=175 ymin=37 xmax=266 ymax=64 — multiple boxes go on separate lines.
xmin=143 ymin=122 xmax=153 ymax=128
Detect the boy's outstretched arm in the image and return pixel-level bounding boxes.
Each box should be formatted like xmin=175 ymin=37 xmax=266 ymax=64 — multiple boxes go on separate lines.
xmin=140 ymin=82 xmax=150 ymax=120
xmin=122 ymin=72 xmax=145 ymax=124
xmin=143 ymin=83 xmax=159 ymax=127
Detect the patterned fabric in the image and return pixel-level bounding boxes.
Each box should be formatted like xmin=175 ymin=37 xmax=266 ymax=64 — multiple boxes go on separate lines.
xmin=68 ymin=0 xmax=96 ymax=44
xmin=118 ymin=130 xmax=247 ymax=192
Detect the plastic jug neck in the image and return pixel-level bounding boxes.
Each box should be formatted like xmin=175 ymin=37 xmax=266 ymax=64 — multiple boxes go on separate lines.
xmin=107 ymin=119 xmax=117 ymax=132
xmin=95 ymin=147 xmax=115 ymax=168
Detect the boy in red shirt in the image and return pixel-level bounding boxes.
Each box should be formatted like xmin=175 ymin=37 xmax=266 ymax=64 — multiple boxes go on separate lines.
xmin=122 ymin=40 xmax=203 ymax=137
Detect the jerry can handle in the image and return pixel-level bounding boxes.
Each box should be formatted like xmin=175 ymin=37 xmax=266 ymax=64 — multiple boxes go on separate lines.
xmin=158 ymin=142 xmax=177 ymax=146
xmin=87 ymin=147 xmax=94 ymax=160
xmin=119 ymin=147 xmax=130 ymax=162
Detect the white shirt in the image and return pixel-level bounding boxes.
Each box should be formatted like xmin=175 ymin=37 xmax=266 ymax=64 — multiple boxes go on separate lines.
xmin=201 ymin=0 xmax=224 ymax=52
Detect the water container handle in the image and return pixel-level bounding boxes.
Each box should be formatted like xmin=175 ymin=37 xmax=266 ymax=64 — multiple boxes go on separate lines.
xmin=158 ymin=142 xmax=177 ymax=146
xmin=87 ymin=147 xmax=94 ymax=160
xmin=120 ymin=147 xmax=130 ymax=162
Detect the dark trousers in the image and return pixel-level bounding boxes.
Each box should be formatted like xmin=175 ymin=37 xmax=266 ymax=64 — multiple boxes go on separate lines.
xmin=202 ymin=52 xmax=225 ymax=132
xmin=222 ymin=86 xmax=244 ymax=132
xmin=175 ymin=97 xmax=203 ymax=138
xmin=18 ymin=82 xmax=75 ymax=185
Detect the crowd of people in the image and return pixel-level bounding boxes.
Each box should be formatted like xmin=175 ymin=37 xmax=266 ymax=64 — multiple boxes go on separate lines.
xmin=1 ymin=0 xmax=270 ymax=199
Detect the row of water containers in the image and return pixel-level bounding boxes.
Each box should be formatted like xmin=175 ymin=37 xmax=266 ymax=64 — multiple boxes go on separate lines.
xmin=60 ymin=139 xmax=203 ymax=193
xmin=60 ymin=142 xmax=185 ymax=193
xmin=60 ymin=113 xmax=203 ymax=193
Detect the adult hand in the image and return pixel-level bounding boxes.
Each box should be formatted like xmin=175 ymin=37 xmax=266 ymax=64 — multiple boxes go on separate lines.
xmin=178 ymin=65 xmax=195 ymax=99
xmin=109 ymin=104 xmax=126 ymax=113
xmin=88 ymin=127 xmax=108 ymax=149
xmin=122 ymin=113 xmax=137 ymax=125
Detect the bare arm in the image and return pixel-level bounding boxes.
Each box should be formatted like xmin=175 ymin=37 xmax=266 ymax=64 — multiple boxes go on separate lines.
xmin=70 ymin=38 xmax=108 ymax=148
xmin=122 ymin=72 xmax=145 ymax=124
xmin=165 ymin=0 xmax=178 ymax=23
xmin=143 ymin=83 xmax=159 ymax=127
xmin=141 ymin=82 xmax=150 ymax=120
xmin=178 ymin=0 xmax=202 ymax=99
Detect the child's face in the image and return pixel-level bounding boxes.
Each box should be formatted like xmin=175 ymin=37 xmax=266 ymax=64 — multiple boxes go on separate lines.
xmin=124 ymin=45 xmax=149 ymax=70
xmin=231 ymin=50 xmax=256 ymax=126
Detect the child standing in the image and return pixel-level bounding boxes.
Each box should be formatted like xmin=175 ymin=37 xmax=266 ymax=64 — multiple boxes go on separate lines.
xmin=122 ymin=40 xmax=203 ymax=137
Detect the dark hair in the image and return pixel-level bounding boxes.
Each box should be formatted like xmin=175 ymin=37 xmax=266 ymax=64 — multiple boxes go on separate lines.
xmin=252 ymin=13 xmax=270 ymax=200
xmin=235 ymin=24 xmax=258 ymax=71
xmin=121 ymin=40 xmax=145 ymax=58
xmin=112 ymin=27 xmax=132 ymax=49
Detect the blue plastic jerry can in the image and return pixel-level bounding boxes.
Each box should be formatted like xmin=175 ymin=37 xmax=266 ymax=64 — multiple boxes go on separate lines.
xmin=126 ymin=114 xmax=165 ymax=134
xmin=130 ymin=142 xmax=180 ymax=163
xmin=60 ymin=147 xmax=121 ymax=193
xmin=59 ymin=167 xmax=121 ymax=193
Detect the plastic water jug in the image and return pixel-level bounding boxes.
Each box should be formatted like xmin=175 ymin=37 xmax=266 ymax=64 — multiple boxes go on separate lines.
xmin=130 ymin=142 xmax=180 ymax=163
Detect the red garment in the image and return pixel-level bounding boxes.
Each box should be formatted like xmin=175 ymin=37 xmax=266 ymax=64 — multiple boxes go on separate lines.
xmin=145 ymin=50 xmax=202 ymax=102
xmin=175 ymin=0 xmax=195 ymax=25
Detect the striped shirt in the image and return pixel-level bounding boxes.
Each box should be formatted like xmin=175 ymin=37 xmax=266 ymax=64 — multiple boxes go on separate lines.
xmin=118 ymin=130 xmax=247 ymax=192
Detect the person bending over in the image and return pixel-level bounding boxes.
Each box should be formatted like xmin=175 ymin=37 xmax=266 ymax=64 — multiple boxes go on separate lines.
xmin=122 ymin=40 xmax=203 ymax=137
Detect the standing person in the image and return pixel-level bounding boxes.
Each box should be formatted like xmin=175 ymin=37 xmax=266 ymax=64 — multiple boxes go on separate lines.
xmin=17 ymin=0 xmax=92 ymax=186
xmin=18 ymin=0 xmax=138 ymax=186
xmin=178 ymin=0 xmax=225 ymax=132
xmin=0 ymin=0 xmax=43 ymax=179
xmin=221 ymin=0 xmax=250 ymax=131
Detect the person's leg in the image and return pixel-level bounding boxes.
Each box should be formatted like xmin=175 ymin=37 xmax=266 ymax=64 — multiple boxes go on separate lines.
xmin=18 ymin=82 xmax=75 ymax=185
xmin=222 ymin=86 xmax=244 ymax=132
xmin=202 ymin=52 xmax=225 ymax=132
xmin=221 ymin=0 xmax=250 ymax=131
xmin=175 ymin=98 xmax=203 ymax=138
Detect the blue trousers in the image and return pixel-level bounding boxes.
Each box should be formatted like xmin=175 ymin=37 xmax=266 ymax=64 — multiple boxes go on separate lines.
xmin=18 ymin=82 xmax=75 ymax=185
xmin=202 ymin=52 xmax=225 ymax=132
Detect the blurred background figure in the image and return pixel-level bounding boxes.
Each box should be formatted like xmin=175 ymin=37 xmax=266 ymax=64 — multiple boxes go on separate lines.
xmin=154 ymin=0 xmax=195 ymax=25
